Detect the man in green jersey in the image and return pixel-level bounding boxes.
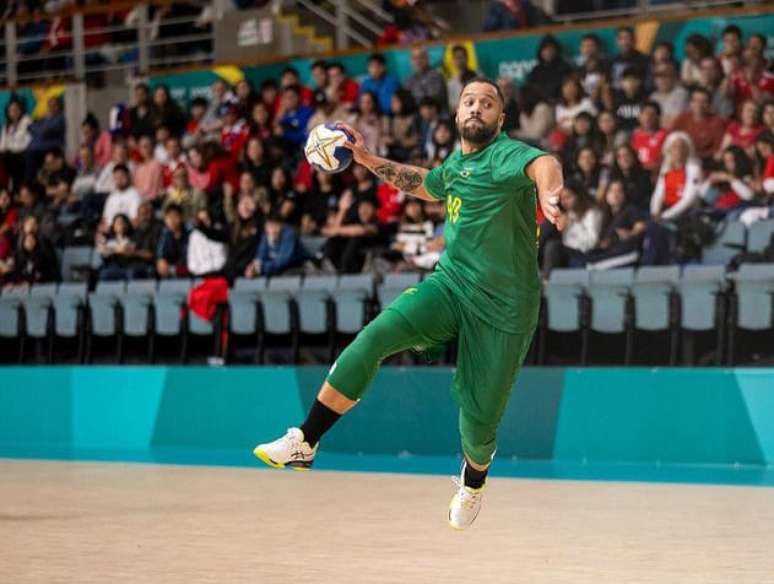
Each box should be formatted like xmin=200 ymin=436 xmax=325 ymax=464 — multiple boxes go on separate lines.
xmin=254 ymin=78 xmax=564 ymax=530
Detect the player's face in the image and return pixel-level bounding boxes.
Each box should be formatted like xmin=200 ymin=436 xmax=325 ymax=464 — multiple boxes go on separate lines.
xmin=456 ymin=82 xmax=504 ymax=146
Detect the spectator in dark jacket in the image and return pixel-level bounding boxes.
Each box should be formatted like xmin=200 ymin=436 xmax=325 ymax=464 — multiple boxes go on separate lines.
xmin=26 ymin=97 xmax=65 ymax=182
xmin=12 ymin=231 xmax=59 ymax=285
xmin=610 ymin=27 xmax=651 ymax=90
xmin=246 ymin=214 xmax=306 ymax=278
xmin=526 ymin=35 xmax=573 ymax=103
xmin=156 ymin=203 xmax=190 ymax=278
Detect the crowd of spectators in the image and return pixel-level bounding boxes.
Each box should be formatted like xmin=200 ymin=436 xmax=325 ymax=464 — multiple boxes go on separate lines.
xmin=1 ymin=24 xmax=773 ymax=290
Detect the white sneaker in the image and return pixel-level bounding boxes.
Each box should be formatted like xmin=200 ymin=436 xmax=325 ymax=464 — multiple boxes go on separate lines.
xmin=253 ymin=427 xmax=318 ymax=471
xmin=448 ymin=464 xmax=485 ymax=530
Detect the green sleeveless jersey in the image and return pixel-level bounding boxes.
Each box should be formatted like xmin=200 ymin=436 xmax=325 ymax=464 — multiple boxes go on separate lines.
xmin=423 ymin=132 xmax=546 ymax=334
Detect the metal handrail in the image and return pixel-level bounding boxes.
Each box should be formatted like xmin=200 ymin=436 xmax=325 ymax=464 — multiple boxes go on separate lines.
xmin=338 ymin=2 xmax=385 ymax=37
xmin=352 ymin=0 xmax=394 ymax=23
xmin=553 ymin=0 xmax=743 ymax=22
xmin=294 ymin=0 xmax=371 ymax=47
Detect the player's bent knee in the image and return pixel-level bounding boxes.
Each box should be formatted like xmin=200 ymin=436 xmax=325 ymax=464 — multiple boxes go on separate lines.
xmin=325 ymin=311 xmax=415 ymax=402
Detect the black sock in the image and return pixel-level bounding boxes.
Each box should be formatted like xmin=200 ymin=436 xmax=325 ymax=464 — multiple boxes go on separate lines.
xmin=463 ymin=460 xmax=488 ymax=489
xmin=299 ymin=399 xmax=341 ymax=448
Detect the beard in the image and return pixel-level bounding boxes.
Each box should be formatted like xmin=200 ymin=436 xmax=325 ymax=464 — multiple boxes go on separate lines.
xmin=458 ymin=116 xmax=499 ymax=146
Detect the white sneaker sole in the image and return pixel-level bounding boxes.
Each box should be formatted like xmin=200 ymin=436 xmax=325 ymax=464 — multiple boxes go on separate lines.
xmin=253 ymin=446 xmax=313 ymax=471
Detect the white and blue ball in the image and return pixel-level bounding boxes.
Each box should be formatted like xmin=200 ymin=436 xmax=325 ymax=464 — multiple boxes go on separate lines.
xmin=304 ymin=123 xmax=353 ymax=174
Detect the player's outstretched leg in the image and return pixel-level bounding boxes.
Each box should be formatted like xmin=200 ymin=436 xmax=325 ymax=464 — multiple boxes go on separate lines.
xmin=448 ymin=415 xmax=494 ymax=530
xmin=254 ymin=307 xmax=437 ymax=470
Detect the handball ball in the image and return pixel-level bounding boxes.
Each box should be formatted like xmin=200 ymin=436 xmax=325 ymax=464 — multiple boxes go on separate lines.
xmin=304 ymin=123 xmax=354 ymax=174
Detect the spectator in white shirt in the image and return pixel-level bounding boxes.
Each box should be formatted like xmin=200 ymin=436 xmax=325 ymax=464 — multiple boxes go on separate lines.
xmin=101 ymin=164 xmax=141 ymax=232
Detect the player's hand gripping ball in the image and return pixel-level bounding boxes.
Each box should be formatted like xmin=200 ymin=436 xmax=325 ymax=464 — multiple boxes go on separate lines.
xmin=304 ymin=123 xmax=354 ymax=174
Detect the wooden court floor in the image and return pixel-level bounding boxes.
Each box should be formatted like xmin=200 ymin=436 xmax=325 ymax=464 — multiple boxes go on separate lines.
xmin=2 ymin=459 xmax=774 ymax=584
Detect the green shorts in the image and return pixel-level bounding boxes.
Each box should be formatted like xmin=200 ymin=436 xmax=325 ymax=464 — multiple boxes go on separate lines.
xmin=326 ymin=271 xmax=535 ymax=466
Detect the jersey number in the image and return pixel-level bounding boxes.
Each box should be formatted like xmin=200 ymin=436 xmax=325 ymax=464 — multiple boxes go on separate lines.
xmin=446 ymin=194 xmax=462 ymax=224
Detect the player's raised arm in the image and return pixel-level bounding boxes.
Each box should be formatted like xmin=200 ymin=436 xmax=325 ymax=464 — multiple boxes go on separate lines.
xmin=526 ymin=154 xmax=565 ymax=230
xmin=335 ymin=122 xmax=437 ymax=202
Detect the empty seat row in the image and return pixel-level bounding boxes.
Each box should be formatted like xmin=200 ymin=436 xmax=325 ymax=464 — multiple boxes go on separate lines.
xmin=0 ymin=272 xmax=429 ymax=364
xmin=540 ymin=264 xmax=774 ymax=365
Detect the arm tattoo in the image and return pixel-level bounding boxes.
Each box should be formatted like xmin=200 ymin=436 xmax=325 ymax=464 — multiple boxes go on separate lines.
xmin=374 ymin=163 xmax=423 ymax=193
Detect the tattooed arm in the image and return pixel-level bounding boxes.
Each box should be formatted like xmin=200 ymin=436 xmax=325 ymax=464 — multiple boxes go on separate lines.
xmin=336 ymin=122 xmax=437 ymax=202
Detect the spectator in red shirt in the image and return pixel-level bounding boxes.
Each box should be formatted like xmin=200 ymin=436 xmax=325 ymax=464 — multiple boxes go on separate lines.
xmin=327 ymin=62 xmax=359 ymax=107
xmin=220 ymin=105 xmax=250 ymax=159
xmin=631 ymin=101 xmax=667 ymax=174
xmin=727 ymin=50 xmax=774 ymax=108
xmin=671 ymin=87 xmax=727 ymax=163
xmin=651 ymin=131 xmax=702 ymax=222
xmin=716 ymin=99 xmax=763 ymax=160
xmin=700 ymin=145 xmax=756 ymax=213
xmin=182 ymin=97 xmax=209 ymax=149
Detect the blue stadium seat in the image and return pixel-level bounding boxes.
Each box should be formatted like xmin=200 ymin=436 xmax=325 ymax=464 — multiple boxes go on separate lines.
xmin=118 ymin=280 xmax=157 ymax=362
xmin=0 ymin=287 xmax=29 ymax=362
xmin=727 ymin=263 xmax=774 ymax=364
xmin=335 ymin=274 xmax=375 ymax=346
xmin=298 ymin=275 xmax=337 ymax=336
xmin=87 ymin=281 xmax=126 ymax=362
xmin=702 ymin=221 xmax=746 ymax=266
xmin=377 ymin=272 xmax=422 ymax=309
xmin=60 ymin=246 xmax=93 ymax=282
xmin=678 ymin=265 xmax=727 ymax=364
xmin=587 ymin=268 xmax=635 ymax=364
xmin=228 ymin=278 xmax=268 ymax=362
xmin=22 ymin=284 xmax=58 ymax=362
xmin=300 ymin=236 xmax=326 ymax=257
xmin=633 ymin=266 xmax=680 ymax=364
xmin=258 ymin=276 xmax=302 ymax=362
xmin=746 ymin=220 xmax=774 ymax=253
xmin=52 ymin=282 xmax=88 ymax=362
xmin=538 ymin=269 xmax=589 ymax=364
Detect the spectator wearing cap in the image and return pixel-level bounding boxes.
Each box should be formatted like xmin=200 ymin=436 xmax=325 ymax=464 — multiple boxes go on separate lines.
xmin=605 ymin=67 xmax=647 ymax=132
xmin=307 ymin=89 xmax=350 ymax=132
xmin=671 ymin=87 xmax=728 ymax=163
xmin=610 ymin=27 xmax=651 ymax=91
xmin=360 ymin=53 xmax=399 ymax=116
xmin=327 ymin=62 xmax=360 ymax=107
xmin=649 ymin=62 xmax=690 ymax=128
xmin=526 ymin=35 xmax=573 ymax=103
xmin=447 ymin=45 xmax=478 ymax=112
xmin=405 ymin=47 xmax=448 ymax=113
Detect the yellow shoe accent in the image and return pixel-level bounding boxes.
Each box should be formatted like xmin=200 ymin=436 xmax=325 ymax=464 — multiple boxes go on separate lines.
xmin=254 ymin=446 xmax=285 ymax=469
